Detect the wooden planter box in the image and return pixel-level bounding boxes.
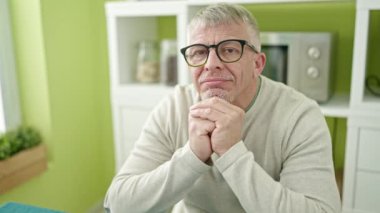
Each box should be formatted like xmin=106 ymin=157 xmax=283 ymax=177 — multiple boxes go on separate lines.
xmin=0 ymin=144 xmax=47 ymax=194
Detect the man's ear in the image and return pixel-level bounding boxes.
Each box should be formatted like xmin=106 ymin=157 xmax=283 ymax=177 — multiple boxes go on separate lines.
xmin=254 ymin=53 xmax=266 ymax=75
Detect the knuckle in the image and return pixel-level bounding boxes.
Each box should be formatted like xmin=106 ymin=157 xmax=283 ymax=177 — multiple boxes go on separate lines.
xmin=234 ymin=109 xmax=244 ymax=119
xmin=207 ymin=122 xmax=215 ymax=132
xmin=210 ymin=97 xmax=219 ymax=104
xmin=188 ymin=121 xmax=197 ymax=132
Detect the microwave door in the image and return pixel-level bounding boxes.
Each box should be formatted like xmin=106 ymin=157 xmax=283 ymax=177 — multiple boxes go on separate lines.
xmin=261 ymin=45 xmax=288 ymax=84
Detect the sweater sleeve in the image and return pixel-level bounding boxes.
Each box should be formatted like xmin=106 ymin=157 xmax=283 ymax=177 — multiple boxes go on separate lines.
xmin=104 ymin=93 xmax=210 ymax=213
xmin=214 ymin=100 xmax=341 ymax=213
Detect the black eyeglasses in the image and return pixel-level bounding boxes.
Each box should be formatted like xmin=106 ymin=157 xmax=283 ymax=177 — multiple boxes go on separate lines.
xmin=180 ymin=39 xmax=259 ymax=67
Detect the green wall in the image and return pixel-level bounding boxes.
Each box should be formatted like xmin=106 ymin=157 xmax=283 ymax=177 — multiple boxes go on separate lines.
xmin=0 ymin=0 xmax=374 ymax=211
xmin=0 ymin=0 xmax=114 ymax=212
xmin=368 ymin=10 xmax=380 ymax=77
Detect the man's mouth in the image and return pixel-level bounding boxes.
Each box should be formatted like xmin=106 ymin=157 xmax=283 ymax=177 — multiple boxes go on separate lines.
xmin=199 ymin=77 xmax=232 ymax=87
xmin=202 ymin=78 xmax=226 ymax=86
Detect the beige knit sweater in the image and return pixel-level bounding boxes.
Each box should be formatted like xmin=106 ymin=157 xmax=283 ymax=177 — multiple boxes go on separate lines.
xmin=104 ymin=76 xmax=341 ymax=213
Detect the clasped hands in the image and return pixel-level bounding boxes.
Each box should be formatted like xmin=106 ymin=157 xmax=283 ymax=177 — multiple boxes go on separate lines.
xmin=188 ymin=97 xmax=245 ymax=162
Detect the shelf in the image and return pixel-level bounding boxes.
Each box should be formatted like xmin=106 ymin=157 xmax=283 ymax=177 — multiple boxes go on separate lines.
xmin=349 ymin=93 xmax=380 ymax=115
xmin=319 ymin=94 xmax=350 ymax=118
xmin=363 ymin=93 xmax=380 ymax=105
xmin=358 ymin=0 xmax=380 ymax=10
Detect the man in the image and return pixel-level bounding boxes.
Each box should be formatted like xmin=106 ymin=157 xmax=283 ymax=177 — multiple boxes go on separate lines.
xmin=104 ymin=3 xmax=341 ymax=213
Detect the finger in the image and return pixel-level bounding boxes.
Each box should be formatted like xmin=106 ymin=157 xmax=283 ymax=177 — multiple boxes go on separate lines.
xmin=191 ymin=107 xmax=243 ymax=125
xmin=190 ymin=98 xmax=244 ymax=123
xmin=189 ymin=116 xmax=216 ymax=135
xmin=190 ymin=107 xmax=223 ymax=122
xmin=191 ymin=97 xmax=239 ymax=113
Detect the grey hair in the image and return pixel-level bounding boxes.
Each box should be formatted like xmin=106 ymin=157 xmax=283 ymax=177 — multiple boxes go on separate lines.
xmin=188 ymin=3 xmax=261 ymax=47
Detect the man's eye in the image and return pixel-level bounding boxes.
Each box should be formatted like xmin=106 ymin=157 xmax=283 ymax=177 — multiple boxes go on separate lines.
xmin=188 ymin=49 xmax=208 ymax=59
xmin=193 ymin=49 xmax=207 ymax=56
xmin=221 ymin=47 xmax=239 ymax=55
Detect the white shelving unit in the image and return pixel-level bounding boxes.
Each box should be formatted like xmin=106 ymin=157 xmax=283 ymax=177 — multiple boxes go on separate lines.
xmin=106 ymin=1 xmax=187 ymax=169
xmin=342 ymin=0 xmax=380 ymax=213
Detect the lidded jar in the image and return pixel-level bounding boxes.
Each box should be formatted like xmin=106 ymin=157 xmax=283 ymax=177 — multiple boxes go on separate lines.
xmin=136 ymin=40 xmax=160 ymax=83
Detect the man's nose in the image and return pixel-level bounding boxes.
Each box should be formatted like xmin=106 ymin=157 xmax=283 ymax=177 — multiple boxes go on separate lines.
xmin=205 ymin=48 xmax=223 ymax=69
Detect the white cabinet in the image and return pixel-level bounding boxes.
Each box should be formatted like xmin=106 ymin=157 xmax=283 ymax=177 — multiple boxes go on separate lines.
xmin=110 ymin=85 xmax=173 ymax=169
xmin=342 ymin=0 xmax=380 ymax=212
xmin=357 ymin=128 xmax=380 ymax=172
xmin=343 ymin=116 xmax=380 ymax=213
xmin=355 ymin=171 xmax=380 ymax=212
xmin=355 ymin=128 xmax=380 ymax=212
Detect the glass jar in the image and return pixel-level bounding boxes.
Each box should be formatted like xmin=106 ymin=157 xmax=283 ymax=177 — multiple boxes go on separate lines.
xmin=160 ymin=39 xmax=177 ymax=85
xmin=136 ymin=40 xmax=160 ymax=83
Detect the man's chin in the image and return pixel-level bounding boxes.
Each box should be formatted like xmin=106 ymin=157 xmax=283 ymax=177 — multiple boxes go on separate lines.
xmin=201 ymin=88 xmax=232 ymax=102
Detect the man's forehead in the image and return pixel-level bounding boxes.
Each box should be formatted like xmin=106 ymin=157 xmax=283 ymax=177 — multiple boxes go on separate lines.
xmin=188 ymin=22 xmax=250 ymax=43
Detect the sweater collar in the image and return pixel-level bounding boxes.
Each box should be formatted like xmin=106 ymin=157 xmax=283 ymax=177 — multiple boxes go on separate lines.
xmin=245 ymin=75 xmax=262 ymax=112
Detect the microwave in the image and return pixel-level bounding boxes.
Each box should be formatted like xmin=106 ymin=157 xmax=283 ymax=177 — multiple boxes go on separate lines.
xmin=260 ymin=32 xmax=333 ymax=102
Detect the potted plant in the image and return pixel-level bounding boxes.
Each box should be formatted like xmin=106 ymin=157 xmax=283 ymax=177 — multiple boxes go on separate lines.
xmin=0 ymin=126 xmax=47 ymax=194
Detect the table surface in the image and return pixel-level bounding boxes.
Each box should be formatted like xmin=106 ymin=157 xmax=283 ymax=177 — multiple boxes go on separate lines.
xmin=0 ymin=202 xmax=64 ymax=213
